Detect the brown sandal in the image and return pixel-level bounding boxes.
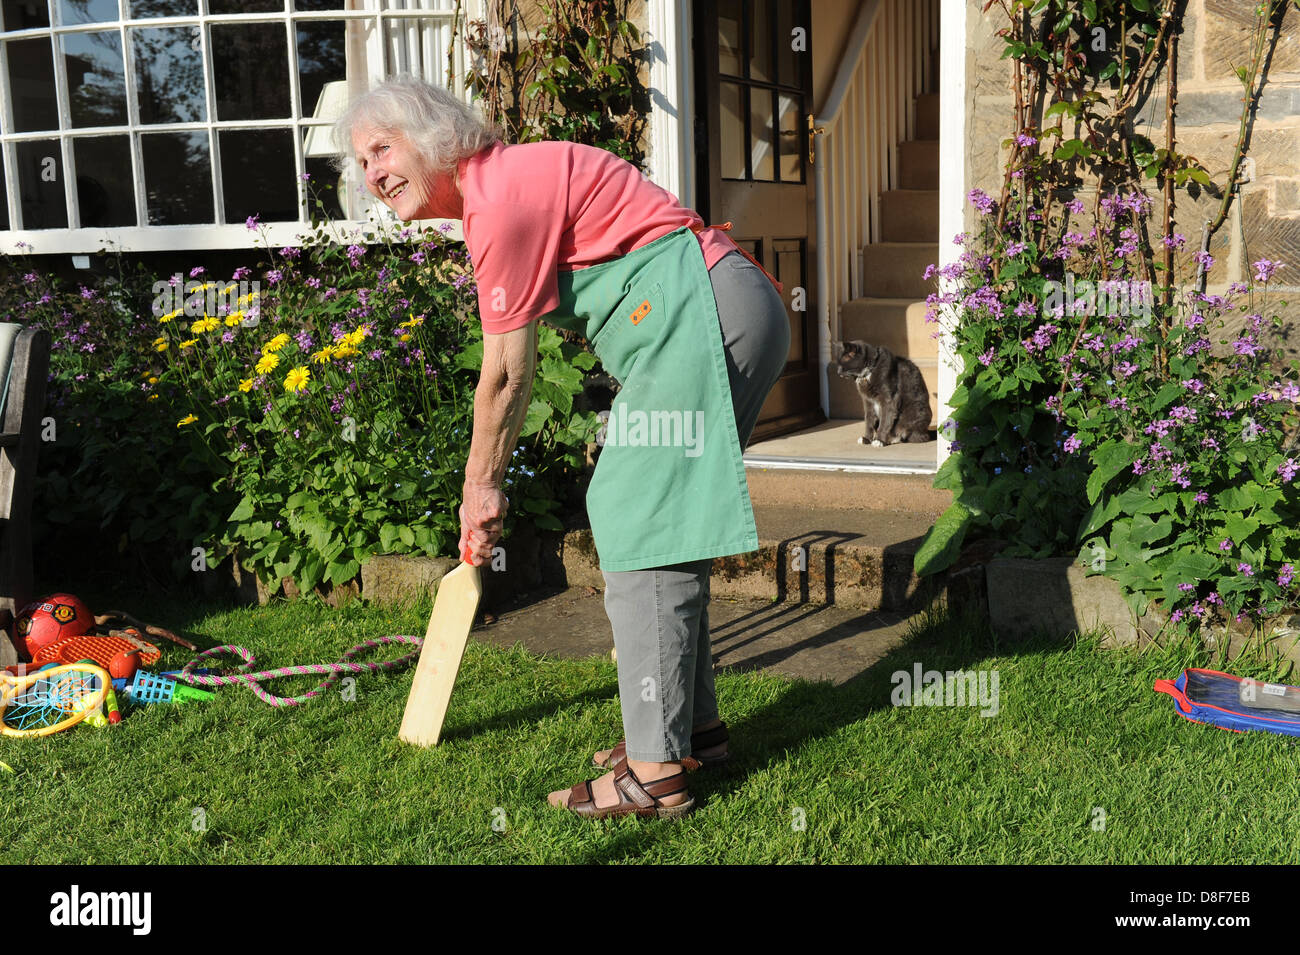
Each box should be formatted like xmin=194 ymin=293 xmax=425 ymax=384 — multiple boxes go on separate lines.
xmin=558 ymin=759 xmax=696 ymax=820
xmin=593 ymin=722 xmax=730 ymax=772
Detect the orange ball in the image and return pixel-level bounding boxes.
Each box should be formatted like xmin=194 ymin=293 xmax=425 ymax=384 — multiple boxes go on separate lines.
xmin=109 ymin=649 xmax=142 ymax=681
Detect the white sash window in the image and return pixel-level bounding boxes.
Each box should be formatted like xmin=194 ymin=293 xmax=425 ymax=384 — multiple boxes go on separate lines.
xmin=0 ymin=0 xmax=477 ymax=251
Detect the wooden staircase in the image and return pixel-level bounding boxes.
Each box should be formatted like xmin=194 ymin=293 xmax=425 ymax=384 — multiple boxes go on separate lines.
xmin=829 ymin=88 xmax=941 ymax=429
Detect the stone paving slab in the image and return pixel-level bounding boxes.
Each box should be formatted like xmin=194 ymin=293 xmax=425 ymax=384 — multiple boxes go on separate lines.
xmin=474 ymin=586 xmax=916 ymax=686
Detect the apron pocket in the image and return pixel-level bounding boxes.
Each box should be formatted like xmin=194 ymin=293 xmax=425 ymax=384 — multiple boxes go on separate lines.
xmin=591 ymin=280 xmax=664 ymax=383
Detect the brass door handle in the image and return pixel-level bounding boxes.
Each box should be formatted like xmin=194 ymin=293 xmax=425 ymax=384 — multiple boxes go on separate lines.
xmin=808 ymin=114 xmax=825 ymax=165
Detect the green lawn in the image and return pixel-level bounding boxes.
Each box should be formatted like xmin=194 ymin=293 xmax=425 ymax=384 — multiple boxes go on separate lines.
xmin=4 ymin=586 xmax=1300 ymax=864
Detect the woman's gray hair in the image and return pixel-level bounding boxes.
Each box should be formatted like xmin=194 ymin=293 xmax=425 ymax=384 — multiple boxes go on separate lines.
xmin=330 ymin=75 xmax=502 ymax=175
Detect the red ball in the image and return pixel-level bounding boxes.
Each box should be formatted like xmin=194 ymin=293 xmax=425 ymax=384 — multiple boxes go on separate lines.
xmin=12 ymin=593 xmax=94 ymax=662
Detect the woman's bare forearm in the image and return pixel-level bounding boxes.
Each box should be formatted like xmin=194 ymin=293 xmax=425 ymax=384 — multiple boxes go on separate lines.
xmin=464 ymin=322 xmax=537 ymax=488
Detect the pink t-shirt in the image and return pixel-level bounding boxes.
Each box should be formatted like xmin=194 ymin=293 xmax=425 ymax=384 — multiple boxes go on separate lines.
xmin=457 ymin=140 xmax=740 ymax=334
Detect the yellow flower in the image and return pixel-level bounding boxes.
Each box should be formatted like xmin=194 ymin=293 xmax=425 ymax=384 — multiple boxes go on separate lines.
xmin=178 ymin=338 xmax=198 ymax=350
xmin=283 ymin=366 xmax=310 ymax=393
xmin=255 ymin=352 xmax=280 ymax=374
xmin=148 ymin=394 xmax=160 ymax=402
xmin=225 ymin=312 xmax=244 ymax=326
xmin=332 ymin=344 xmax=358 ymax=359
xmin=159 ymin=308 xmax=181 ymax=324
xmin=177 ymin=414 xmax=198 ymax=427
xmin=238 ymin=378 xmax=255 ymax=392
xmin=262 ymin=333 xmax=292 ymax=355
xmin=310 ymin=346 xmax=334 ymax=365
xmin=152 ymin=336 xmax=168 ymax=352
xmin=400 ymin=313 xmax=425 ymax=329
xmin=191 ymin=316 xmax=219 ymax=334
xmin=147 ymin=376 xmax=159 ymax=385
xmin=399 ymin=334 xmax=411 ymax=342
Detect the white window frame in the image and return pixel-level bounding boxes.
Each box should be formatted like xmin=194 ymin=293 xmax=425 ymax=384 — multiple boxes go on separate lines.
xmin=0 ymin=0 xmax=479 ymax=254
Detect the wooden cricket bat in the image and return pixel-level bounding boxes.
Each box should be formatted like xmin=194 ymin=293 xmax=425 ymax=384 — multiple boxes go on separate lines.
xmin=398 ymin=558 xmax=483 ymax=747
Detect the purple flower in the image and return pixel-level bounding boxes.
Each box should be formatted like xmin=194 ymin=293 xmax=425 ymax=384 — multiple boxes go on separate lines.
xmin=1194 ymin=491 xmax=1208 ymax=504
xmin=1171 ymin=609 xmax=1184 ymax=623
xmin=1068 ymin=198 xmax=1085 ymax=215
xmin=438 ymin=222 xmax=454 ymax=233
xmin=1193 ymin=250 xmax=1214 ymax=271
xmin=279 ymin=247 xmax=301 ymax=259
xmin=1014 ymin=133 xmax=1037 ymax=147
xmin=1252 ymin=258 xmax=1282 ymax=283
xmin=221 ymin=330 xmax=236 ymax=344
xmin=1063 ymin=435 xmax=1081 ymax=454
xmin=266 ymin=269 xmax=283 ymax=285
xmin=346 ymin=244 xmax=366 ymax=266
xmin=1239 ymin=563 xmax=1254 ymax=577
xmin=409 ymin=252 xmax=426 ymax=265
xmin=1279 ymin=564 xmax=1295 ymax=587
xmin=1162 ymin=233 xmax=1186 ymax=250
xmin=233 ymin=266 xmax=252 ymax=280
xmin=306 ymin=277 xmax=321 ymax=289
xmin=1116 ymin=360 xmax=1138 ymax=378
xmin=977 ymin=347 xmax=996 ymax=366
xmin=246 ymin=215 xmax=260 ymax=230
xmin=1005 ymin=241 xmax=1027 ymax=256
xmin=967 ymin=189 xmax=995 ymax=215
xmin=1219 ymin=539 xmax=1232 ymax=552
xmin=1014 ymin=300 xmax=1036 ymax=318
xmin=1182 ymin=378 xmax=1204 ymax=394
xmin=1278 ymin=458 xmax=1298 ymax=483
xmin=1170 ymin=463 xmax=1191 ymax=488
xmin=1178 ymin=582 xmax=1195 ymax=593
xmin=1232 ymin=337 xmax=1258 ymax=356
xmin=190 ymin=266 xmax=205 ymax=278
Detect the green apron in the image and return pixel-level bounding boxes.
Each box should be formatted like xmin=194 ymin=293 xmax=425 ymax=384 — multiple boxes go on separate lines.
xmin=544 ymin=225 xmax=758 ymax=572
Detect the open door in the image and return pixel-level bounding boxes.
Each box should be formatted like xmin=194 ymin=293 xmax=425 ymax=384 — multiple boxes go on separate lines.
xmin=693 ymin=0 xmax=821 ymax=442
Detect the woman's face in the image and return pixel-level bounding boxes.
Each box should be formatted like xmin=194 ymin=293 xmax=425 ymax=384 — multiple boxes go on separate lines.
xmin=351 ymin=124 xmax=454 ymax=220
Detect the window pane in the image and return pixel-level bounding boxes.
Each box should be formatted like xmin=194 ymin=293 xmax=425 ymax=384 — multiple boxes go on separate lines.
xmin=142 ymin=130 xmax=212 ymax=224
xmin=2 ymin=0 xmax=50 ymax=31
xmin=749 ymin=0 xmax=771 ymax=82
xmin=778 ymin=93 xmax=801 ymax=182
xmin=219 ymin=128 xmax=295 ymax=223
xmin=64 ymin=30 xmax=127 ymax=127
xmin=775 ymin=0 xmax=797 ymax=87
xmin=7 ymin=38 xmax=59 ymax=132
xmin=209 ymin=0 xmax=282 ymax=12
xmin=294 ymin=0 xmax=343 ymax=9
xmin=16 ymin=139 xmax=68 ymax=229
xmin=57 ymin=0 xmax=119 ymax=26
xmin=750 ymin=86 xmax=774 ymax=181
xmin=73 ymin=135 xmax=134 ymax=226
xmin=302 ymin=128 xmax=342 ymax=220
xmin=296 ymin=20 xmax=345 ymax=120
xmin=720 ymin=81 xmax=744 ymax=180
xmin=0 ymin=158 xmax=8 ymax=230
xmin=132 ymin=27 xmax=206 ymax=123
xmin=718 ymin=0 xmax=740 ymax=77
xmin=129 ymin=0 xmax=197 ymax=15
xmin=212 ymin=22 xmax=290 ymax=120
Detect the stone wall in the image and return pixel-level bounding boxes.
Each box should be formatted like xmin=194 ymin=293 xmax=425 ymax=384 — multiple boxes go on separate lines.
xmin=964 ymin=0 xmax=1300 ymax=357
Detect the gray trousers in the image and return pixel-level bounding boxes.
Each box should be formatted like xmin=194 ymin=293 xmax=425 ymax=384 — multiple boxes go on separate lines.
xmin=602 ymin=249 xmax=790 ymax=762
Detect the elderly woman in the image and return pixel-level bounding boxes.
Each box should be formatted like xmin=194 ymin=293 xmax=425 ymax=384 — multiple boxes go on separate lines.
xmin=334 ymin=75 xmax=789 ymax=819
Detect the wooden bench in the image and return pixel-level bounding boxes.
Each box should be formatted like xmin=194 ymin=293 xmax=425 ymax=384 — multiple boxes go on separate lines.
xmin=0 ymin=325 xmax=51 ymax=665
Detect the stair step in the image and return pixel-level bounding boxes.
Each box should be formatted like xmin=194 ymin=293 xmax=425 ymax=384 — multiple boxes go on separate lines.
xmin=898 ymin=140 xmax=938 ymax=190
xmin=881 ymin=189 xmax=939 ymax=242
xmin=859 ymin=242 xmax=938 ymax=299
xmin=915 ymin=92 xmax=940 ymax=140
xmin=829 ymin=356 xmax=939 ymax=429
xmin=839 ymin=297 xmax=938 ymax=359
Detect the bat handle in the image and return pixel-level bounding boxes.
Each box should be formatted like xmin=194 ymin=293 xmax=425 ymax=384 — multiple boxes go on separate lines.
xmin=461 ymin=529 xmax=475 ymax=565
